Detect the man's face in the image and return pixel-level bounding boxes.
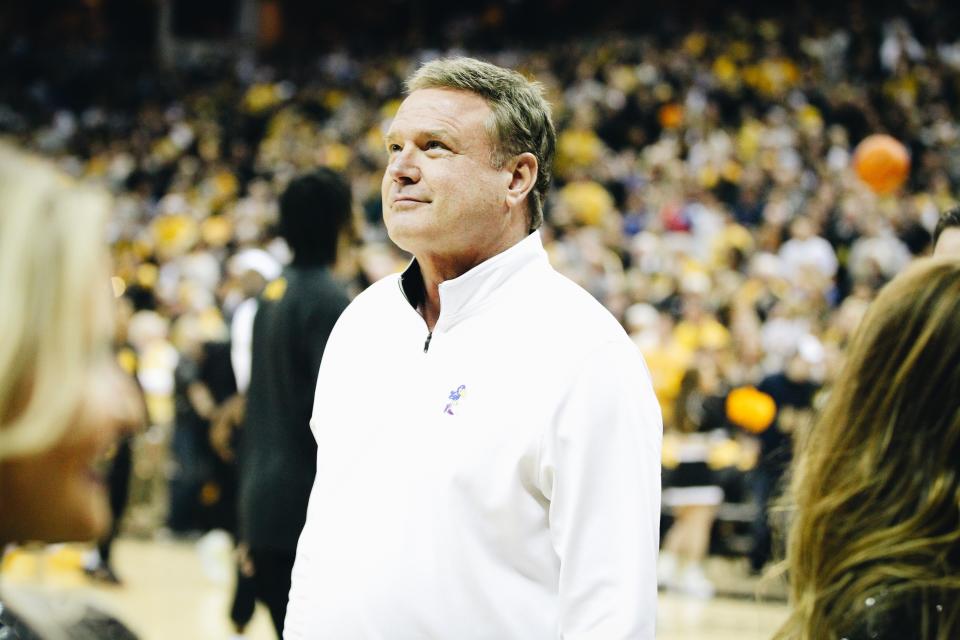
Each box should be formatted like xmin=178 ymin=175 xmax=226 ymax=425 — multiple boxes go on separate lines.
xmin=934 ymin=227 xmax=960 ymax=257
xmin=382 ymin=88 xmax=514 ymax=265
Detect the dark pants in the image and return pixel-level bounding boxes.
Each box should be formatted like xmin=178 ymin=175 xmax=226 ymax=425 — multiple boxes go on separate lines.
xmin=749 ymin=465 xmax=784 ymax=572
xmin=100 ymin=437 xmax=133 ymax=563
xmin=249 ymin=548 xmax=296 ymax=636
xmin=169 ymin=422 xmax=207 ymax=533
xmin=229 ymin=561 xmax=257 ymax=632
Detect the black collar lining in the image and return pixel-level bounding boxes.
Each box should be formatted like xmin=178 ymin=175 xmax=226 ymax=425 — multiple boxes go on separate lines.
xmin=399 ymin=259 xmax=426 ymax=311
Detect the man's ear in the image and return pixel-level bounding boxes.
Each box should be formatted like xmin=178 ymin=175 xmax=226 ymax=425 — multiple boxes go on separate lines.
xmin=505 ymin=152 xmax=538 ymax=211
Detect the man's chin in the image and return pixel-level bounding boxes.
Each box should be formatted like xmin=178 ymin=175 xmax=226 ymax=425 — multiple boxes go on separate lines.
xmin=384 ymin=222 xmax=430 ymax=255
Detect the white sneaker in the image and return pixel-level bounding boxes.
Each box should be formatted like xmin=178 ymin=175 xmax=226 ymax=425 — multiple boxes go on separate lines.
xmin=678 ymin=564 xmax=715 ymax=599
xmin=657 ymin=552 xmax=679 ymax=588
xmin=196 ymin=529 xmax=232 ymax=585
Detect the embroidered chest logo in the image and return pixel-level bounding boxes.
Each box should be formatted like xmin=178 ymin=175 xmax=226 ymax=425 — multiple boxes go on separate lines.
xmin=444 ymin=385 xmax=467 ymax=415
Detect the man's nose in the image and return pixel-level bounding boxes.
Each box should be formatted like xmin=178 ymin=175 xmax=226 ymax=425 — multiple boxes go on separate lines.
xmin=386 ymin=145 xmax=421 ymax=183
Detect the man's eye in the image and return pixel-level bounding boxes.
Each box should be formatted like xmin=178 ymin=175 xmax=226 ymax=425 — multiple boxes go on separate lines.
xmin=425 ymin=140 xmax=447 ymax=151
xmin=387 ymin=143 xmax=402 ymax=153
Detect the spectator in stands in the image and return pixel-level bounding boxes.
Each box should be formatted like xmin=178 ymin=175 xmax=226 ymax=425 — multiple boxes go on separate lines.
xmin=750 ymin=336 xmax=822 ymax=573
xmin=85 ymin=296 xmax=141 ymax=585
xmin=659 ymin=356 xmax=731 ymax=598
xmin=777 ymin=215 xmax=838 ymax=285
xmin=933 ymin=207 xmax=960 ymax=257
xmin=168 ymin=321 xmax=232 ymax=534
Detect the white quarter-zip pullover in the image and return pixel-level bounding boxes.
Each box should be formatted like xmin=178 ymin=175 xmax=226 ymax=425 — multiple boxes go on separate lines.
xmin=286 ymin=231 xmax=662 ymax=639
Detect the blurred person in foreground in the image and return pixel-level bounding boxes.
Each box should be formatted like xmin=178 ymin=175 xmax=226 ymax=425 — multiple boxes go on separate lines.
xmin=775 ymin=258 xmax=960 ymax=640
xmin=932 ymin=207 xmax=960 ymax=256
xmin=287 ymin=57 xmax=662 ymax=639
xmin=236 ymin=169 xmax=352 ymax=636
xmin=0 ymin=143 xmax=142 ymax=638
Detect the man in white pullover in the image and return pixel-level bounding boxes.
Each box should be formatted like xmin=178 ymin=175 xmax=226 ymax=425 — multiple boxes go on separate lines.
xmin=285 ymin=57 xmax=662 ymax=639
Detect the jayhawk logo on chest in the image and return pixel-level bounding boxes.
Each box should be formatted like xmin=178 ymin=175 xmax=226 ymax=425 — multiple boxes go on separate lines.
xmin=444 ymin=384 xmax=467 ymax=415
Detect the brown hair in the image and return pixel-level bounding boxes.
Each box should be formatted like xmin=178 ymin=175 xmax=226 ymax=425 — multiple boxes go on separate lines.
xmin=775 ymin=257 xmax=960 ymax=639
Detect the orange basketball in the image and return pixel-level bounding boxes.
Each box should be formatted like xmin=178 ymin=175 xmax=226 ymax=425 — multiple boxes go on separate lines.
xmin=726 ymin=386 xmax=777 ymax=434
xmin=852 ymin=134 xmax=910 ymax=195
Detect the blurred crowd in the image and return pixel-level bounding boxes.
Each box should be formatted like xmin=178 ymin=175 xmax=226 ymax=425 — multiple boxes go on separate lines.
xmin=3 ymin=7 xmax=958 ymax=595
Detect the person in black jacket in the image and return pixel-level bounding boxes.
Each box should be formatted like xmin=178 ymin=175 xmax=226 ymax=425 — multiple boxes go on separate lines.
xmin=236 ymin=168 xmax=352 ymax=636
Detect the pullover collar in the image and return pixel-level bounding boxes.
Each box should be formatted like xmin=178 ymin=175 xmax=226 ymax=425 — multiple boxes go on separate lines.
xmin=400 ymin=231 xmax=548 ymax=330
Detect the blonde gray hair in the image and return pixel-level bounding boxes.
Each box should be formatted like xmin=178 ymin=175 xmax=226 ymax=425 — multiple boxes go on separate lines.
xmin=406 ymin=57 xmax=556 ymax=231
xmin=0 ymin=142 xmax=113 ymax=460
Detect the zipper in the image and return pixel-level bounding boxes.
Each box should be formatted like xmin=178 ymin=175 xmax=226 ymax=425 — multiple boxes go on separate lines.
xmin=399 ymin=276 xmax=434 ymax=354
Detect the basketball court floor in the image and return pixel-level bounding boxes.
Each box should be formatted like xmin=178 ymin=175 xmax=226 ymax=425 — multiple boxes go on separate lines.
xmin=1 ymin=538 xmax=787 ymax=639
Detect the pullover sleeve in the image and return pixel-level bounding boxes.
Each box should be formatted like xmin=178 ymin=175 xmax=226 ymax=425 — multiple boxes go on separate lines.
xmin=539 ymin=340 xmax=663 ymax=639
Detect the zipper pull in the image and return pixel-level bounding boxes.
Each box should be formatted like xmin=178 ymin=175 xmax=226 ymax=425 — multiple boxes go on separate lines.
xmin=423 ymin=331 xmax=433 ymax=353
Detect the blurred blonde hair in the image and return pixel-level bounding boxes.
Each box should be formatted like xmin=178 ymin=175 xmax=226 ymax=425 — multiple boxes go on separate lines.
xmin=775 ymin=257 xmax=960 ymax=640
xmin=0 ymin=142 xmax=113 ymax=460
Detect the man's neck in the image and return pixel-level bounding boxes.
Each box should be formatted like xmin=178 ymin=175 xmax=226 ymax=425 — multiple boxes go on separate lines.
xmin=416 ymin=253 xmax=483 ymax=331
xmin=414 ymin=233 xmax=526 ymax=331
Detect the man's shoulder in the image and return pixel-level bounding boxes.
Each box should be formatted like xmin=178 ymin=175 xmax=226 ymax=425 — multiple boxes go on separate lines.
xmin=500 ymin=265 xmax=640 ymax=380
xmin=345 ymin=271 xmax=401 ymax=313
xmin=323 ymin=271 xmax=402 ymax=337
xmin=528 ymin=266 xmax=630 ymax=343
